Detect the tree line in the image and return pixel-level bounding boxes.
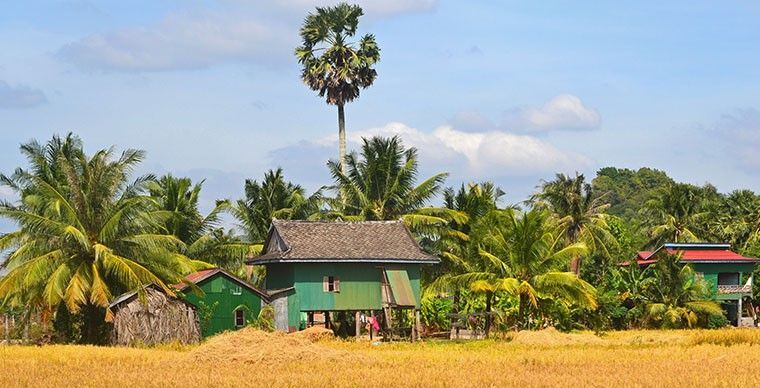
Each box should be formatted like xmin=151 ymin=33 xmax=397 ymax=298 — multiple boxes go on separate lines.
xmin=1 ymin=132 xmax=758 ymax=343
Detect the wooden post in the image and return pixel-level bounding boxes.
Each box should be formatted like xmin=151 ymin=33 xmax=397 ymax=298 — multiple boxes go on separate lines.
xmin=355 ymin=311 xmax=361 ymax=338
xmin=324 ymin=311 xmax=331 ymax=329
xmin=738 ymin=298 xmax=744 ymax=326
xmin=415 ymin=309 xmax=422 ymax=342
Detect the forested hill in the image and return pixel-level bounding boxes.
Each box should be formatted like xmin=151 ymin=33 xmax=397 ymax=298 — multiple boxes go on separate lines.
xmin=591 ymin=166 xmax=760 ymax=255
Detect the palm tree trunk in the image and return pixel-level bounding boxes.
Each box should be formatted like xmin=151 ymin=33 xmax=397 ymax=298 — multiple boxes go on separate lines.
xmin=337 ymin=103 xmax=347 ymax=175
xmin=484 ymin=291 xmax=493 ymax=338
xmin=518 ymin=294 xmax=527 ymax=330
xmin=451 ymin=289 xmax=460 ymax=338
xmin=570 ymin=255 xmax=581 ymax=275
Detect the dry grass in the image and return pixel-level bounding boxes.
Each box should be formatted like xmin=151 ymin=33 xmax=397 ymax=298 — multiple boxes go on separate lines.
xmin=2 ymin=328 xmax=759 ymax=387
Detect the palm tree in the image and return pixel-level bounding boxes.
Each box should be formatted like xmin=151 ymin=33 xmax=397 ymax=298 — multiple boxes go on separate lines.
xmin=639 ymin=252 xmax=723 ymax=328
xmin=427 ymin=182 xmax=504 ymax=332
xmin=0 ymin=134 xmax=205 ymax=343
xmin=148 ymin=175 xmax=252 ymax=272
xmin=232 ymin=168 xmax=321 ymax=243
xmin=533 ymin=172 xmax=616 ymax=275
xmin=295 ymin=2 xmax=380 ymax=173
xmin=708 ymin=190 xmax=760 ymax=250
xmin=327 ymin=136 xmax=447 ymax=222
xmin=641 ymin=183 xmax=708 ymax=248
xmin=444 ymin=209 xmax=597 ymax=332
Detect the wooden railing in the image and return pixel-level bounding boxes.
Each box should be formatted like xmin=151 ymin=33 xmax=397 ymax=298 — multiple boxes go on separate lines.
xmin=717 ymin=284 xmax=752 ymax=294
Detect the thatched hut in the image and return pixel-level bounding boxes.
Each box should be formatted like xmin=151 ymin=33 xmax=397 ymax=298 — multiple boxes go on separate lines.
xmin=108 ymin=284 xmax=200 ymax=346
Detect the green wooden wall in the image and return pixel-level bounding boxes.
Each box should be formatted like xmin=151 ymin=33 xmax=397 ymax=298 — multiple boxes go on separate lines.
xmin=691 ymin=263 xmax=755 ymax=301
xmin=182 ymin=275 xmax=263 ymax=337
xmin=265 ymin=262 xmax=422 ymax=330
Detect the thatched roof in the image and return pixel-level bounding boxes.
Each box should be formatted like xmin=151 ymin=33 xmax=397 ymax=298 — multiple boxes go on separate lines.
xmin=248 ymin=219 xmax=439 ymax=264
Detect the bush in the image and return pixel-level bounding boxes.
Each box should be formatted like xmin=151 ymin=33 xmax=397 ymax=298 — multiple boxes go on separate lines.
xmin=706 ymin=313 xmax=729 ymax=329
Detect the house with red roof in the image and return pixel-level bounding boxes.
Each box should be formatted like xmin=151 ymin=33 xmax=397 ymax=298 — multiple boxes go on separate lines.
xmin=634 ymin=243 xmax=758 ymax=326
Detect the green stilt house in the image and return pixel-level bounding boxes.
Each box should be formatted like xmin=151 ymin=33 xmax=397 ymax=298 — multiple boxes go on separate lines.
xmin=247 ymin=220 xmax=439 ymax=336
xmin=174 ymin=268 xmax=269 ymax=337
xmin=635 ymin=243 xmax=759 ymax=326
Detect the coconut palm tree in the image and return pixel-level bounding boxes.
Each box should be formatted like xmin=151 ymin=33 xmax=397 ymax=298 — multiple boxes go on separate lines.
xmin=148 ymin=175 xmax=252 ymax=272
xmin=639 ymin=252 xmax=723 ymax=328
xmin=533 ymin=172 xmax=616 ymax=275
xmin=232 ymin=168 xmax=322 ymax=243
xmin=0 ymin=134 xmax=205 ymax=343
xmin=327 ymin=136 xmax=447 ymax=222
xmin=295 ymin=2 xmax=380 ymax=174
xmin=426 ymin=182 xmax=504 ymax=331
xmin=445 ymin=209 xmax=597 ymax=332
xmin=641 ymin=183 xmax=708 ymax=248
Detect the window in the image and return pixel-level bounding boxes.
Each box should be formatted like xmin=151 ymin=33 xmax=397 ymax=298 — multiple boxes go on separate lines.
xmin=234 ymin=309 xmax=245 ymax=328
xmin=718 ymin=272 xmax=740 ymax=286
xmin=231 ymin=285 xmax=242 ymax=295
xmin=323 ymin=276 xmax=340 ymax=293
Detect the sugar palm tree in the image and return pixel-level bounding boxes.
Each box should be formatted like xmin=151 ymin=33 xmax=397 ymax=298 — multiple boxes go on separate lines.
xmin=533 ymin=172 xmax=616 ymax=275
xmin=641 ymin=183 xmax=708 ymax=248
xmin=640 ymin=252 xmax=723 ymax=328
xmin=232 ymin=168 xmax=322 ymax=244
xmin=444 ymin=209 xmax=597 ymax=332
xmin=295 ymin=2 xmax=380 ymax=173
xmin=0 ymin=134 xmax=206 ymax=343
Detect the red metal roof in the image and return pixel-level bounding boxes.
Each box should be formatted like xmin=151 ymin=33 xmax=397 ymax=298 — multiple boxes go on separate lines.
xmin=172 ymin=268 xmax=221 ymax=289
xmin=635 ymin=246 xmax=760 ymax=265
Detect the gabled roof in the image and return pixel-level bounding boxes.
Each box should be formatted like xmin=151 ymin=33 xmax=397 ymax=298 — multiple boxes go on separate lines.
xmin=109 ymin=284 xmax=190 ymax=310
xmin=247 ymin=219 xmax=439 ymax=264
xmin=172 ymin=268 xmax=269 ymax=301
xmin=635 ymin=243 xmax=760 ymax=265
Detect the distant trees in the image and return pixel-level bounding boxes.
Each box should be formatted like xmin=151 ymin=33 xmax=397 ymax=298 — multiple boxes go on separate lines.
xmin=295 ymin=2 xmax=380 ymax=174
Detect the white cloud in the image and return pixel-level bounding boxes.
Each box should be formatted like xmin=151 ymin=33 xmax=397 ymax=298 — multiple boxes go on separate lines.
xmin=503 ymin=94 xmax=601 ymax=132
xmin=254 ymin=0 xmax=437 ymax=16
xmin=712 ymin=108 xmax=760 ymax=171
xmin=59 ymin=11 xmax=287 ymax=72
xmin=320 ymin=121 xmax=591 ymax=176
xmin=58 ymin=1 xmax=435 ymax=72
xmin=0 ymin=81 xmax=47 ymax=109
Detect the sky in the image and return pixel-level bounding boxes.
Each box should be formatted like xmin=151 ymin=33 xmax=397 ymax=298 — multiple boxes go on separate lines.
xmin=2 ymin=1 xmax=760 ymax=232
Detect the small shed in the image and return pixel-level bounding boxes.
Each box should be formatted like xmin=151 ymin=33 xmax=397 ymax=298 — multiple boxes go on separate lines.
xmin=108 ymin=284 xmax=201 ymax=346
xmin=248 ymin=219 xmax=439 ymax=338
xmin=174 ymin=268 xmax=269 ymax=337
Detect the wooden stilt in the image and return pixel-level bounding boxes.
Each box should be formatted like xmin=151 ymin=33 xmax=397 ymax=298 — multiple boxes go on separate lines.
xmin=355 ymin=311 xmax=361 ymax=338
xmin=415 ymin=309 xmax=422 ymax=342
xmin=324 ymin=311 xmax=331 ymax=329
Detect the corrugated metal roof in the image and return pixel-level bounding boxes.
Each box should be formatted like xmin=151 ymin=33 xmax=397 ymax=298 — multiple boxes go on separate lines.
xmin=248 ymin=219 xmax=439 ymax=264
xmin=635 ymin=243 xmax=760 ymax=265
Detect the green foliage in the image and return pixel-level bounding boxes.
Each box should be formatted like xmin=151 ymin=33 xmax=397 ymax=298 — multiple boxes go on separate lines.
xmin=0 ymin=134 xmax=207 ymax=343
xmin=327 ymin=136 xmax=447 ymax=221
xmin=251 ymin=305 xmax=275 ymax=332
xmin=197 ymin=300 xmax=219 ymax=335
xmin=420 ymin=295 xmax=452 ymax=331
xmin=232 ymin=168 xmax=321 ymax=243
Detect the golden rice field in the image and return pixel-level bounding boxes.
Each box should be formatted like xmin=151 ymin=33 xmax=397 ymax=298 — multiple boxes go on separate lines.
xmin=2 ymin=328 xmax=760 ymax=387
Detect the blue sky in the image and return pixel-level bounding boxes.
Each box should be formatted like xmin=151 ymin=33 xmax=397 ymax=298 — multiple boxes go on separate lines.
xmin=2 ymin=1 xmax=760 ymax=230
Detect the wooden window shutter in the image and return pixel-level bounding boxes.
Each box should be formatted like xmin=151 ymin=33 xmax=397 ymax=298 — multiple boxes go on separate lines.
xmin=323 ymin=276 xmax=329 ymax=292
xmin=334 ymin=277 xmax=340 ymax=292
